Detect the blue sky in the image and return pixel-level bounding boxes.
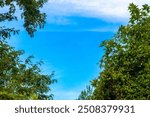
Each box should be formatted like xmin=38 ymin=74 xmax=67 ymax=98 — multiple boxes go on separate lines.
xmin=2 ymin=0 xmax=150 ymax=99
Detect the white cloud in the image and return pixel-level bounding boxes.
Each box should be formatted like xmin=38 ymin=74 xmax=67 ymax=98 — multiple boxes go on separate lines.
xmin=44 ymin=0 xmax=150 ymax=22
xmin=87 ymin=26 xmax=119 ymax=33
xmin=1 ymin=0 xmax=149 ymax=23
xmin=1 ymin=0 xmax=150 ymax=31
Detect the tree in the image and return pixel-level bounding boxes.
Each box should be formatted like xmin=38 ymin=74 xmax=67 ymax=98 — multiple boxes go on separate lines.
xmin=0 ymin=38 xmax=56 ymax=100
xmin=0 ymin=0 xmax=47 ymax=38
xmin=77 ymin=85 xmax=93 ymax=100
xmin=0 ymin=1 xmax=56 ymax=99
xmin=92 ymin=3 xmax=150 ymax=100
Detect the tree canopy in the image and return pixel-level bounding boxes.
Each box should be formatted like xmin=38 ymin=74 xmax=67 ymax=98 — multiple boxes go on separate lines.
xmin=92 ymin=3 xmax=150 ymax=100
xmin=0 ymin=0 xmax=47 ymax=37
xmin=0 ymin=38 xmax=56 ymax=99
xmin=0 ymin=0 xmax=56 ymax=100
xmin=77 ymin=85 xmax=93 ymax=100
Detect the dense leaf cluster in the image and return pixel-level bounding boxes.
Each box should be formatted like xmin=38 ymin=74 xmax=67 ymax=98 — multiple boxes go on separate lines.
xmin=0 ymin=0 xmax=56 ymax=100
xmin=0 ymin=39 xmax=56 ymax=100
xmin=92 ymin=3 xmax=150 ymax=100
xmin=0 ymin=0 xmax=47 ymax=37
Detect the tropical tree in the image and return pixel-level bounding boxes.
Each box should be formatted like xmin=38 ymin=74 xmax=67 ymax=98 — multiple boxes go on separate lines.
xmin=92 ymin=3 xmax=150 ymax=100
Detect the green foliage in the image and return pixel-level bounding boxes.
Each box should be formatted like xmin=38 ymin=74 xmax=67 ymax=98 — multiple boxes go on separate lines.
xmin=77 ymin=85 xmax=93 ymax=100
xmin=0 ymin=0 xmax=47 ymax=37
xmin=0 ymin=1 xmax=56 ymax=100
xmin=92 ymin=3 xmax=150 ymax=100
xmin=0 ymin=39 xmax=56 ymax=100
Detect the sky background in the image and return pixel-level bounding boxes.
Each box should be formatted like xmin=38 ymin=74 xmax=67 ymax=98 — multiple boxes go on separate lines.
xmin=1 ymin=0 xmax=150 ymax=99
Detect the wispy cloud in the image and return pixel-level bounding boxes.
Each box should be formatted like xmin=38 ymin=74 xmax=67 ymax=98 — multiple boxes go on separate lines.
xmin=1 ymin=0 xmax=149 ymax=32
xmin=45 ymin=0 xmax=150 ymax=23
xmin=1 ymin=0 xmax=149 ymax=24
